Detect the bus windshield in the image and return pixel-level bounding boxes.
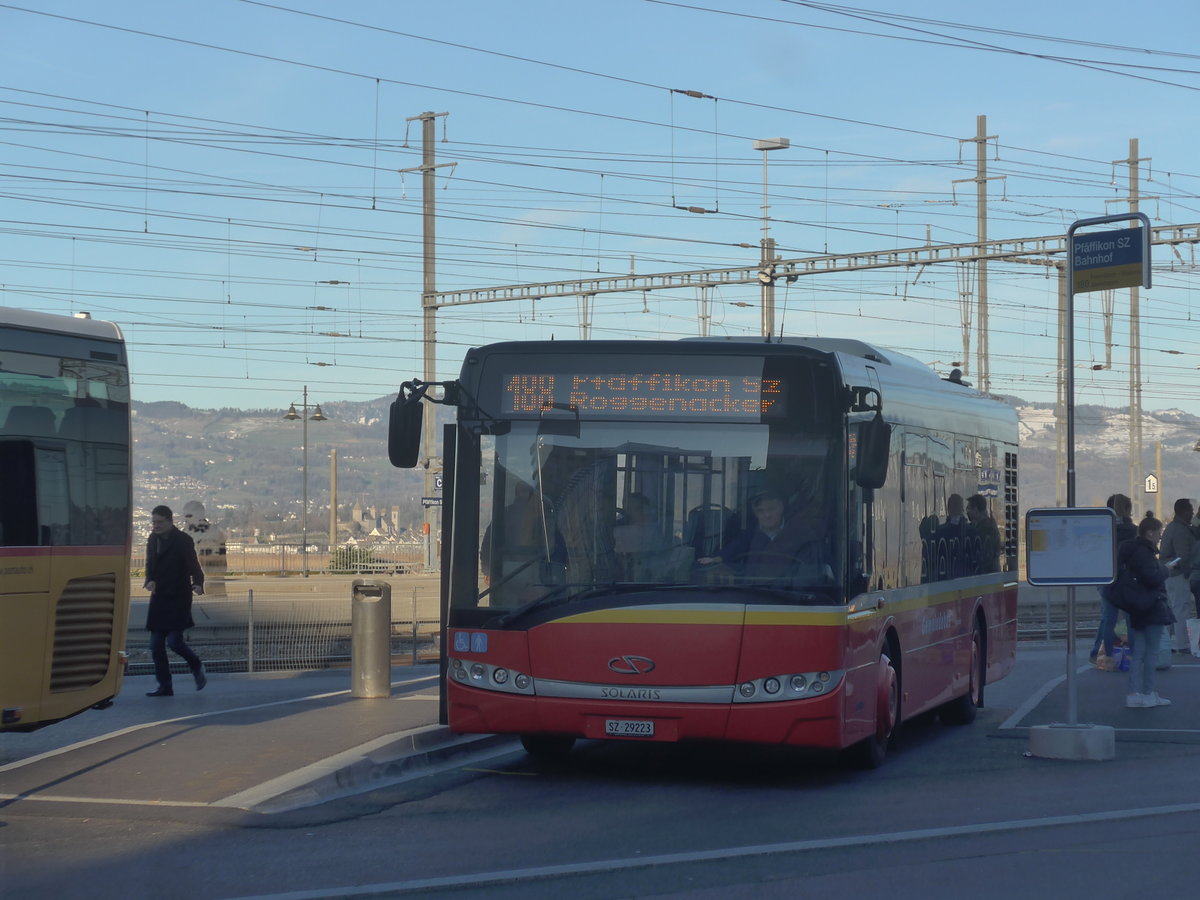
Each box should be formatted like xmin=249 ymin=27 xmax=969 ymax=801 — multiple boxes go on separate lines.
xmin=471 ymin=417 xmax=843 ymax=615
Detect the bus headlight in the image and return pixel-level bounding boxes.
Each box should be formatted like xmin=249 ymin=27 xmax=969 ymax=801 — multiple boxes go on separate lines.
xmin=734 ymin=669 xmax=845 ymax=703
xmin=447 ymin=657 xmax=536 ymax=695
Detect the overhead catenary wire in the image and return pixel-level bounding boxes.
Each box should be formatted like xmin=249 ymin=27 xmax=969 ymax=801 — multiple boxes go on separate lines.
xmin=2 ymin=3 xmax=1198 ymax=413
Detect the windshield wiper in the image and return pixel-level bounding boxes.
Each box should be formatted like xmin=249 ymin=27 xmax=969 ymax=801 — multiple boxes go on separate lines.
xmin=487 ymin=583 xmax=582 ymax=628
xmin=733 ymin=584 xmax=835 ymax=604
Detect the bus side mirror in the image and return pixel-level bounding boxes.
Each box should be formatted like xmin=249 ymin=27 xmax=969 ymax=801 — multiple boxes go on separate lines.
xmin=388 ymin=385 xmax=425 ymax=468
xmin=856 ymin=413 xmax=891 ymax=490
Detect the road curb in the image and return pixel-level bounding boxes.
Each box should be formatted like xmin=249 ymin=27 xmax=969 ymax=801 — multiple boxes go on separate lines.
xmin=219 ymin=726 xmax=519 ymax=814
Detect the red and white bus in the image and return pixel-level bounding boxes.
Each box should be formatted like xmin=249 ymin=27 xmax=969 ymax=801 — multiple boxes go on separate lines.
xmin=390 ymin=336 xmax=1018 ymax=766
xmin=1 ymin=308 xmax=132 ymax=731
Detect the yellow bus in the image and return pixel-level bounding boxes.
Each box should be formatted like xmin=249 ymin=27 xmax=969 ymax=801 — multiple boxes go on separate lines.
xmin=1 ymin=308 xmax=132 ymax=731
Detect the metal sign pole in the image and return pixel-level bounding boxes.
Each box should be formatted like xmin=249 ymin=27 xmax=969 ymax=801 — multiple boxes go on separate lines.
xmin=1060 ymin=211 xmax=1151 ymax=733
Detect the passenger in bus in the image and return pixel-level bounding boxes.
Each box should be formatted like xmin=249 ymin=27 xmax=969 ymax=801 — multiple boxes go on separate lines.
xmin=480 ymin=481 xmax=567 ymax=606
xmin=143 ymin=505 xmax=207 ymax=697
xmin=613 ymin=493 xmax=671 ymax=581
xmin=918 ymin=513 xmax=940 ymax=583
xmin=933 ymin=494 xmax=969 ymax=579
xmin=699 ymin=489 xmax=825 ymax=581
xmin=966 ymin=494 xmax=1001 ymax=575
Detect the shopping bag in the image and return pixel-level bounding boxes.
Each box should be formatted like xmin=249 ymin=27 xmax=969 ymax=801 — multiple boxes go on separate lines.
xmin=1187 ymin=618 xmax=1200 ymax=658
xmin=1112 ymin=646 xmax=1131 ymax=671
xmin=1094 ymin=647 xmax=1115 ymax=671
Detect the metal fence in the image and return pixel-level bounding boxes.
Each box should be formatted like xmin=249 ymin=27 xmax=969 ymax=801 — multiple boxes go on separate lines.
xmin=130 ymin=542 xmax=428 ymax=577
xmin=125 ymin=578 xmax=441 ymax=677
xmin=1017 ymin=583 xmax=1108 ymax=643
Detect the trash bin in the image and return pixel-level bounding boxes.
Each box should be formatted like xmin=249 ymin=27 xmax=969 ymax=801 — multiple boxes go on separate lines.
xmin=351 ymin=579 xmax=392 ymax=698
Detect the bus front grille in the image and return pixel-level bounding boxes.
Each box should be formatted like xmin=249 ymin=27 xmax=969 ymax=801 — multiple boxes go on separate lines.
xmin=50 ymin=573 xmax=117 ymax=692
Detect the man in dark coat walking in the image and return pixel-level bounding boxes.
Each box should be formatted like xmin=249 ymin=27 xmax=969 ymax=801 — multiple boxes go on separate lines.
xmin=144 ymin=505 xmax=206 ymax=696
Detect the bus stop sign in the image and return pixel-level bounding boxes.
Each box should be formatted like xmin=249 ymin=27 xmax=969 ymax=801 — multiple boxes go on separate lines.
xmin=1070 ymin=224 xmax=1148 ymax=293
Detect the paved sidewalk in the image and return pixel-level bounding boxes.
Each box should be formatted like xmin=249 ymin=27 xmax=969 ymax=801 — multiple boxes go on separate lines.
xmin=0 ymin=666 xmax=513 ymax=815
xmin=998 ymin=644 xmax=1200 ymax=739
xmin=3 ymin=648 xmax=1197 ymax=819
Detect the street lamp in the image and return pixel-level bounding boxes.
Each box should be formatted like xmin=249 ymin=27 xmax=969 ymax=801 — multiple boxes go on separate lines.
xmin=283 ymin=386 xmax=327 ymax=577
xmin=753 ymin=137 xmax=789 ymax=338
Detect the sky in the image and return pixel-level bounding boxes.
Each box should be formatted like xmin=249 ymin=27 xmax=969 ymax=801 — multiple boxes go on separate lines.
xmin=3 ymin=0 xmax=1199 ymax=414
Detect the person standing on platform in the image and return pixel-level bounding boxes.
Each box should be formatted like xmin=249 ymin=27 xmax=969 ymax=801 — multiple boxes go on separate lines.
xmin=144 ymin=505 xmax=207 ymax=697
xmin=1090 ymin=494 xmax=1135 ymax=666
xmin=1118 ymin=514 xmax=1176 ymax=708
xmin=1160 ymin=498 xmax=1196 ymax=654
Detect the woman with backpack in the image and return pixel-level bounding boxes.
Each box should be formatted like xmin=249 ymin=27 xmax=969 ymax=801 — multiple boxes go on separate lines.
xmin=1117 ymin=514 xmax=1178 ymax=708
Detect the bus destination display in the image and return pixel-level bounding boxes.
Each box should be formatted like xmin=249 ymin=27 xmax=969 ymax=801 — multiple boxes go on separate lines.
xmin=502 ymin=370 xmax=786 ymax=420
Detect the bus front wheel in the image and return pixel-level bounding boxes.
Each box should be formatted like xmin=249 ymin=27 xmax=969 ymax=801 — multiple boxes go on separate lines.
xmin=850 ymin=650 xmax=898 ymax=769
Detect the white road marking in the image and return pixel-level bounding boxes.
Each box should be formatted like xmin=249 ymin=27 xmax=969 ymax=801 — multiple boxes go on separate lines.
xmin=225 ymin=800 xmax=1200 ymax=899
xmin=0 ymin=793 xmax=212 ymax=808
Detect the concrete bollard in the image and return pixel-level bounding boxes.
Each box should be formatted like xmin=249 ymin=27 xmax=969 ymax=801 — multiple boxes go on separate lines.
xmin=351 ymin=579 xmax=392 ymax=698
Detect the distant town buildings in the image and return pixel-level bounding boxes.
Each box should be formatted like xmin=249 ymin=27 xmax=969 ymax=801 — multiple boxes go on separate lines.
xmin=348 ymin=501 xmax=405 ymax=541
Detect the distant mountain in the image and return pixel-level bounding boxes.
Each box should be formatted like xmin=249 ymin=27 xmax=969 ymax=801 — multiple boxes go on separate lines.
xmin=132 ymin=395 xmax=432 ymax=542
xmin=132 ymin=395 xmax=1200 ymax=541
xmin=1014 ymin=400 xmax=1200 ymax=511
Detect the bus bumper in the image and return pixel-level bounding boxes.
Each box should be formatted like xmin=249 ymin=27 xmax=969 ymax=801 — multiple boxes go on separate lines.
xmin=448 ymin=681 xmax=848 ymax=749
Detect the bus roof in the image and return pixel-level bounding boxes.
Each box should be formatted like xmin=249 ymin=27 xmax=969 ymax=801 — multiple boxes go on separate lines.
xmin=682 ymin=334 xmax=921 ymax=372
xmin=460 ymin=335 xmax=1012 ymax=436
xmin=0 ymin=307 xmax=124 ymax=343
xmin=467 ymin=335 xmax=945 ymax=390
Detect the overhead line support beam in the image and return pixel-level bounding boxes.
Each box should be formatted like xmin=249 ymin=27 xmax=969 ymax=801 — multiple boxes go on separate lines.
xmin=425 ymin=224 xmax=1200 ymax=309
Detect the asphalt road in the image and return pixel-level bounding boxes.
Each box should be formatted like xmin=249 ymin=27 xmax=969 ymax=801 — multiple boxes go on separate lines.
xmin=2 ymin=645 xmax=1198 ymax=900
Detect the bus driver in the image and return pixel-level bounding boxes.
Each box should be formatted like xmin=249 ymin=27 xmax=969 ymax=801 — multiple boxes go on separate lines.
xmin=699 ymin=490 xmax=826 ymax=580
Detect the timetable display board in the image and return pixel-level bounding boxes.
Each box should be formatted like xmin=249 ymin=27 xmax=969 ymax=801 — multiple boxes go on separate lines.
xmin=1025 ymin=507 xmax=1117 ymax=586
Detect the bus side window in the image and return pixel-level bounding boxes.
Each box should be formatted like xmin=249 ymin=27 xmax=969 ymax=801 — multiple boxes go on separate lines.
xmin=59 ymin=406 xmax=124 ymax=443
xmin=34 ymin=447 xmax=70 ymax=546
xmin=0 ymin=441 xmax=38 ymax=546
xmin=3 ymin=405 xmax=57 ymax=437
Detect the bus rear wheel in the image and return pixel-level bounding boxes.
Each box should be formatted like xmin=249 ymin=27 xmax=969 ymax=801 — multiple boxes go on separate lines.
xmin=940 ymin=621 xmax=983 ymax=726
xmin=850 ymin=650 xmax=898 ymax=769
xmin=520 ymin=733 xmax=576 ymax=759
